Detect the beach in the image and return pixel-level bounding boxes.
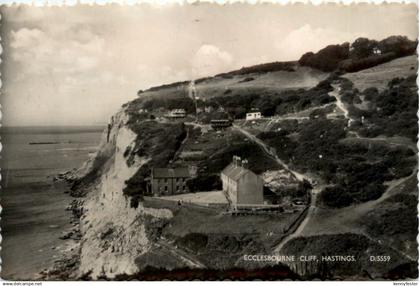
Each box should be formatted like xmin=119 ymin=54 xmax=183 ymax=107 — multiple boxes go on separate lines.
xmin=1 ymin=126 xmax=103 ymax=280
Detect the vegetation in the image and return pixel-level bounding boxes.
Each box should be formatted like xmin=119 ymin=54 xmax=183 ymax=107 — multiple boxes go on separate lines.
xmin=203 ymin=142 xmax=279 ymax=175
xmin=257 ymin=117 xmax=416 ymax=208
xmin=299 ymin=36 xmax=417 ymax=73
xmin=186 ymin=175 xmax=222 ymax=193
xmin=123 ymin=121 xmax=186 ymax=208
xmin=366 ymin=193 xmax=418 ymax=239
xmin=299 ymin=43 xmax=350 ymax=72
xmin=216 ymin=61 xmax=296 ymax=77
xmin=342 ymin=76 xmax=418 ymax=142
xmin=208 ymin=78 xmax=335 ymax=119
xmin=142 ymin=97 xmax=196 ymax=114
xmin=282 ymin=233 xmax=415 ymax=279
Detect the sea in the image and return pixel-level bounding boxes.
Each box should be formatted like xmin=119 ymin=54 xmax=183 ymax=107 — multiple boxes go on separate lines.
xmin=1 ymin=126 xmax=104 ymax=280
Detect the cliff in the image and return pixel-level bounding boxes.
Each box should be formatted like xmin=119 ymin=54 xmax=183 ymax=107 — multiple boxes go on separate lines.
xmin=71 ymin=108 xmax=172 ymax=278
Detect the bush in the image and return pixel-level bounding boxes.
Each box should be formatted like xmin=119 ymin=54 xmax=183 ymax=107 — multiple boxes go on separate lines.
xmin=320 ymin=186 xmax=353 ymax=208
xmin=186 ymin=175 xmax=222 ymax=193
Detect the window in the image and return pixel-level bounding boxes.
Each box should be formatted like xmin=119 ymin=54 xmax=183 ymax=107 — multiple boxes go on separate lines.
xmin=164 ymin=178 xmax=167 ymax=183
xmin=164 ymin=186 xmax=168 ymax=192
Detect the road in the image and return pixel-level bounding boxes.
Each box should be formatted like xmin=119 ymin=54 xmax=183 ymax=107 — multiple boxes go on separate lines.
xmin=273 ymin=184 xmax=323 ymax=253
xmin=232 ymin=124 xmax=309 ymax=182
xmin=232 ymin=124 xmax=323 ymax=254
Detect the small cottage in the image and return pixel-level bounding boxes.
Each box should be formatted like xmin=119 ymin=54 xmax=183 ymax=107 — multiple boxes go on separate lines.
xmin=246 ymin=109 xmax=262 ymax=120
xmin=151 ymin=167 xmax=191 ymax=196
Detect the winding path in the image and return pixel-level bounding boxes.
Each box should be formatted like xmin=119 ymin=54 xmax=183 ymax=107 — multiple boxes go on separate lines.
xmin=232 ymin=124 xmax=323 ymax=254
xmin=232 ymin=124 xmax=309 ymax=182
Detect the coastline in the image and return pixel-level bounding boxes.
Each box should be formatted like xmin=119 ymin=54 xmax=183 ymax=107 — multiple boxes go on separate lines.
xmin=38 ymin=173 xmax=86 ymax=280
xmin=1 ymin=126 xmax=103 ymax=280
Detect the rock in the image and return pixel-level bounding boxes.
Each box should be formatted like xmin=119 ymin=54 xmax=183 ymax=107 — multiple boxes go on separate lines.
xmin=59 ymin=232 xmax=73 ymax=240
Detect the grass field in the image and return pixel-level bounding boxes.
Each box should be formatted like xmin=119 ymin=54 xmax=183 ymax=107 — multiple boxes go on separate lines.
xmin=140 ymin=66 xmax=328 ymax=101
xmin=343 ymin=55 xmax=417 ymax=92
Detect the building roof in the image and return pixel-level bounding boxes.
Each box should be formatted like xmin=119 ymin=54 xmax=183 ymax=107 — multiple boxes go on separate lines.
xmin=221 ymin=163 xmax=254 ymax=182
xmin=152 ymin=167 xmax=190 ymax=178
xmin=211 ymin=119 xmax=231 ymax=122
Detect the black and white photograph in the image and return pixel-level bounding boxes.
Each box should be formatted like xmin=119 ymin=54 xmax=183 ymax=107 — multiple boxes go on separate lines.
xmin=0 ymin=2 xmax=418 ymax=282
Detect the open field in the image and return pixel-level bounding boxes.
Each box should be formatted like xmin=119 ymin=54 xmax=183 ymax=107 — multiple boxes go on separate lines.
xmin=140 ymin=66 xmax=328 ymax=101
xmin=343 ymin=55 xmax=417 ymax=92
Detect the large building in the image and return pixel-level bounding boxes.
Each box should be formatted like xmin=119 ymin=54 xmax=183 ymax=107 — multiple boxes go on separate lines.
xmin=221 ymin=156 xmax=264 ymax=208
xmin=151 ymin=167 xmax=191 ymax=196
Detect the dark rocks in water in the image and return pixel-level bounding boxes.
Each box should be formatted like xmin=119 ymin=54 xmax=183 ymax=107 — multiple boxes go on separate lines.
xmin=66 ymin=199 xmax=84 ymax=219
xmin=59 ymin=232 xmax=73 ymax=240
xmin=40 ymin=254 xmax=80 ymax=280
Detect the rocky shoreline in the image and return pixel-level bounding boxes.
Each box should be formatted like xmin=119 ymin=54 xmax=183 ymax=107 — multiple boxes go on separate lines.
xmin=38 ymin=171 xmax=87 ymax=280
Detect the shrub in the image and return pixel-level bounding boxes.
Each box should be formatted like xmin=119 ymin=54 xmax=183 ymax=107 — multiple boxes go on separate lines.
xmin=186 ymin=175 xmax=222 ymax=193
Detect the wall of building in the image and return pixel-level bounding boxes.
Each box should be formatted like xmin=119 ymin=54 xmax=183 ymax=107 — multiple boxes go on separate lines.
xmin=152 ymin=177 xmax=188 ymax=196
xmin=222 ymin=173 xmax=238 ymax=205
xmin=237 ymin=172 xmax=264 ymax=205
xmin=246 ymin=112 xmax=262 ymax=120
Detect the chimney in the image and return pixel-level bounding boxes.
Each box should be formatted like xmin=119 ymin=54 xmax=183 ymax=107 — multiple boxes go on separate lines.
xmin=242 ymin=159 xmax=249 ymax=169
xmin=233 ymin=155 xmax=241 ymax=167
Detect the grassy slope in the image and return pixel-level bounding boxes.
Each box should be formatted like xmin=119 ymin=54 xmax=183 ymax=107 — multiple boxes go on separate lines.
xmin=138 ymin=65 xmax=328 ymax=101
xmin=343 ymin=55 xmax=418 ymax=92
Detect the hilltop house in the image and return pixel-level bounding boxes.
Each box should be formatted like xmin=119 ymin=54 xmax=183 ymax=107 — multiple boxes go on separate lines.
xmin=221 ymin=156 xmax=264 ymax=208
xmin=246 ymin=109 xmax=262 ymax=121
xmin=151 ymin=167 xmax=191 ymax=196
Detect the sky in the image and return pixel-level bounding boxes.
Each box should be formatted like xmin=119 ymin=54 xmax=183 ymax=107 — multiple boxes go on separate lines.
xmin=1 ymin=3 xmax=417 ymax=126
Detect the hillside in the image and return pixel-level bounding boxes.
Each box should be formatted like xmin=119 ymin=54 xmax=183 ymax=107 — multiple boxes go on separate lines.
xmin=55 ymin=36 xmax=418 ymax=280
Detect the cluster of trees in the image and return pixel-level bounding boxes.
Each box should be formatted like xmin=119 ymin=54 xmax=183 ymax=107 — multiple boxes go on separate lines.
xmin=299 ymin=36 xmax=417 ymax=73
xmin=216 ymin=61 xmax=296 ymax=78
xmin=186 ymin=175 xmax=222 ymax=193
xmin=299 ymin=43 xmax=350 ymax=72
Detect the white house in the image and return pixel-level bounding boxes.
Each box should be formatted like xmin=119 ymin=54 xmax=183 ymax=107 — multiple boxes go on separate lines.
xmin=246 ymin=111 xmax=262 ymax=121
xmin=167 ymin=109 xmax=186 ymax=118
